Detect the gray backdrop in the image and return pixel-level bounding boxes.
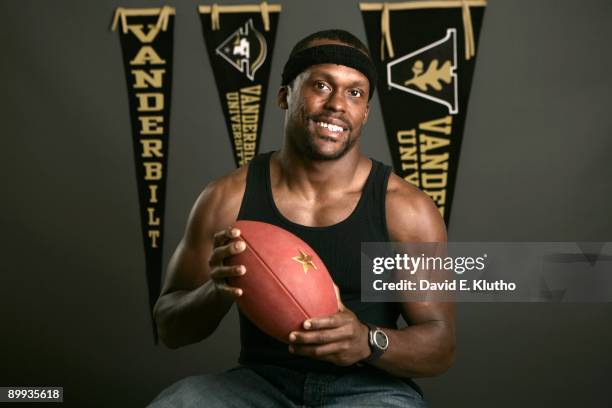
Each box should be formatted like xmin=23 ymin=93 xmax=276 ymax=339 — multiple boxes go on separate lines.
xmin=2 ymin=0 xmax=611 ymax=406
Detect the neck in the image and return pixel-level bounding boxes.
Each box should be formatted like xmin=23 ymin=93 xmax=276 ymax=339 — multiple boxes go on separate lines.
xmin=275 ymin=140 xmax=364 ymax=198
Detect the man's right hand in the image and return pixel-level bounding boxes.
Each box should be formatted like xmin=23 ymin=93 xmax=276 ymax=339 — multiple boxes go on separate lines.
xmin=154 ymin=172 xmax=248 ymax=348
xmin=208 ymin=227 xmax=247 ymax=299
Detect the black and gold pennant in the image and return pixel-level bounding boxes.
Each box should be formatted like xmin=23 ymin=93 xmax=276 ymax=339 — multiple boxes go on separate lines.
xmin=112 ymin=6 xmax=175 ymax=342
xmin=199 ymin=2 xmax=281 ymax=168
xmin=361 ymin=1 xmax=486 ymax=225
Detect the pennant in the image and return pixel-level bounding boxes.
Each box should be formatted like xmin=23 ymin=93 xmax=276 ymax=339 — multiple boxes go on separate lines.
xmin=199 ymin=3 xmax=281 ymax=167
xmin=112 ymin=6 xmax=175 ymax=342
xmin=360 ymin=1 xmax=486 ymax=224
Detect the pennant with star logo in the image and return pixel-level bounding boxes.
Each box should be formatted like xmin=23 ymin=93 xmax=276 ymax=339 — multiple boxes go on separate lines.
xmin=199 ymin=3 xmax=281 ymax=168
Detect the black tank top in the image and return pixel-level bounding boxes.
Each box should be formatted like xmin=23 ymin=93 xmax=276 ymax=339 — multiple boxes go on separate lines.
xmin=236 ymin=151 xmax=400 ymax=373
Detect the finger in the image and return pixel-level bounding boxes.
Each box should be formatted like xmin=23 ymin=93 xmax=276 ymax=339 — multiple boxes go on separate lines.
xmin=303 ymin=313 xmax=347 ymax=330
xmin=209 ymin=239 xmax=246 ymax=266
xmin=215 ymin=281 xmax=243 ymax=298
xmin=213 ymin=227 xmax=241 ymax=247
xmin=333 ymin=283 xmax=346 ymax=311
xmin=210 ymin=265 xmax=246 ymax=280
xmin=289 ymin=326 xmax=348 ymax=345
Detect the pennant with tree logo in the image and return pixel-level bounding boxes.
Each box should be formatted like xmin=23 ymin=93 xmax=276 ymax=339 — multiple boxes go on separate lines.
xmin=111 ymin=6 xmax=175 ymax=342
xmin=360 ymin=1 xmax=486 ymax=224
xmin=199 ymin=3 xmax=281 ymax=167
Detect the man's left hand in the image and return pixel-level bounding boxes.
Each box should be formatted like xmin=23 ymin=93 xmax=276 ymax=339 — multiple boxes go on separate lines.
xmin=288 ymin=285 xmax=371 ymax=366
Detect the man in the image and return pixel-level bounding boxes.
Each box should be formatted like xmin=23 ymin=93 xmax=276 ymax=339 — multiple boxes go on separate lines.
xmin=150 ymin=29 xmax=454 ymax=407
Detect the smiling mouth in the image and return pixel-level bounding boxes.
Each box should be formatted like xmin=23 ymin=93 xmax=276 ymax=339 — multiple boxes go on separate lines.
xmin=313 ymin=120 xmax=346 ymax=134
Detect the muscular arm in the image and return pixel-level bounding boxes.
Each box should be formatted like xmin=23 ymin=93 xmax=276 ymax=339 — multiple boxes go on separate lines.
xmin=153 ymin=170 xmax=246 ymax=349
xmin=367 ymin=174 xmax=454 ymax=378
xmin=288 ymin=173 xmax=455 ymax=378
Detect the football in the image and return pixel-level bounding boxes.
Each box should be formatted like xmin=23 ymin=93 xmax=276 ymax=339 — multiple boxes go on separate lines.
xmin=226 ymin=220 xmax=339 ymax=343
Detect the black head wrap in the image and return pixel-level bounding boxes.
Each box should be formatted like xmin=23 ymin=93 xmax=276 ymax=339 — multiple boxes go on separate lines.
xmin=281 ymin=44 xmax=377 ymax=100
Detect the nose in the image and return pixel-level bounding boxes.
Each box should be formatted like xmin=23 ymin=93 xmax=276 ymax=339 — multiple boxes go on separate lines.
xmin=323 ymin=89 xmax=346 ymax=113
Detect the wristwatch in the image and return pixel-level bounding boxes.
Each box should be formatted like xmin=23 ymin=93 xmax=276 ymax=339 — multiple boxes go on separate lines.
xmin=362 ymin=323 xmax=389 ymax=363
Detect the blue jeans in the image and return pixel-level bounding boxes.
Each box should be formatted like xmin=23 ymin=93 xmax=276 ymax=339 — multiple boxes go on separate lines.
xmin=149 ymin=364 xmax=426 ymax=407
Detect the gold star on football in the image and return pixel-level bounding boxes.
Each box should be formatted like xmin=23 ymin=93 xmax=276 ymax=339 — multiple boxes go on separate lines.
xmin=292 ymin=249 xmax=318 ymax=274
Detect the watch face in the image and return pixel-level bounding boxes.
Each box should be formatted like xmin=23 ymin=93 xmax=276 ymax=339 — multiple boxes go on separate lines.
xmin=374 ymin=330 xmax=389 ymax=349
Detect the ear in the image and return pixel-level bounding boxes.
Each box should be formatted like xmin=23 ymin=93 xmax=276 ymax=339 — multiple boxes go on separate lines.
xmin=277 ymin=86 xmax=288 ymax=110
xmin=362 ymin=103 xmax=370 ymax=124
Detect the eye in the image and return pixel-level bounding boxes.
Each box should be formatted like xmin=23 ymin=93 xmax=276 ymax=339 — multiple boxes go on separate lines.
xmin=348 ymin=89 xmax=364 ymax=98
xmin=315 ymin=81 xmax=331 ymax=92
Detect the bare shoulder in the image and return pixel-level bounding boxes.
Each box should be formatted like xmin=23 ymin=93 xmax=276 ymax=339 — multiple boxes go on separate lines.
xmin=185 ymin=166 xmax=248 ymax=244
xmin=385 ymin=172 xmax=447 ymax=242
xmin=199 ymin=165 xmax=247 ymax=212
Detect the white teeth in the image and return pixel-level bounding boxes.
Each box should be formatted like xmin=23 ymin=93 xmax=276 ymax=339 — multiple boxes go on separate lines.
xmin=316 ymin=121 xmax=344 ymax=133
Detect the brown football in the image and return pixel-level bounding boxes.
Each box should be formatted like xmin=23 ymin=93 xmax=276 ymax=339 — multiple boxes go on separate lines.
xmin=226 ymin=220 xmax=338 ymax=343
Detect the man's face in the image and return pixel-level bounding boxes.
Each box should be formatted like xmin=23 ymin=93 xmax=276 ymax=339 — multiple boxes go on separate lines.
xmin=278 ymin=46 xmax=370 ymax=161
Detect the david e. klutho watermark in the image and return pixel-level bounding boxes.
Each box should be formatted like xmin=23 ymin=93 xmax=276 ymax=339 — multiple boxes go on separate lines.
xmin=360 ymin=242 xmax=612 ymax=302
